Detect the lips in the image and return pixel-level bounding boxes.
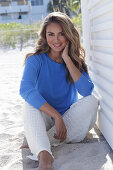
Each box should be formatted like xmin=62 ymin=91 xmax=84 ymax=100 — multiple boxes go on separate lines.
xmin=53 ymin=44 xmax=62 ymax=47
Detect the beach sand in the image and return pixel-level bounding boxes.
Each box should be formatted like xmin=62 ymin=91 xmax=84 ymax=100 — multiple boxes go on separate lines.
xmin=0 ymin=48 xmax=113 ymax=170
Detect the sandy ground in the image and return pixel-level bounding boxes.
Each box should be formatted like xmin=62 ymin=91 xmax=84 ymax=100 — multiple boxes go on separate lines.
xmin=0 ymin=48 xmax=113 ymax=170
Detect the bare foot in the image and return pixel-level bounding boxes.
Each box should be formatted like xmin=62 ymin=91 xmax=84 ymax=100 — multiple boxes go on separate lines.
xmin=20 ymin=144 xmax=29 ymax=149
xmin=38 ymin=151 xmax=53 ymax=170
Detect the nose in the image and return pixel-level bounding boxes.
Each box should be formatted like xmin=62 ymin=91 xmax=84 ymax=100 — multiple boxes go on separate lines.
xmin=54 ymin=35 xmax=60 ymax=42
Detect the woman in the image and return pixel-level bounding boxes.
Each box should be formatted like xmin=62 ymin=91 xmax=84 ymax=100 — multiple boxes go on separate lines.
xmin=20 ymin=12 xmax=98 ymax=170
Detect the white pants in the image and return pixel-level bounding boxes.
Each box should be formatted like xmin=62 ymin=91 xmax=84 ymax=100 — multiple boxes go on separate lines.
xmin=23 ymin=94 xmax=99 ymax=161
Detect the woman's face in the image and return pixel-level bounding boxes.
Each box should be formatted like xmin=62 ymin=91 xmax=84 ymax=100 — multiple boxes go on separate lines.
xmin=46 ymin=22 xmax=68 ymax=53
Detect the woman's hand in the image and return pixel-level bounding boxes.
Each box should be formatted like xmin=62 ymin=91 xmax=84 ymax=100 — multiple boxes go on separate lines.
xmin=54 ymin=115 xmax=67 ymax=142
xmin=61 ymin=42 xmax=69 ymax=61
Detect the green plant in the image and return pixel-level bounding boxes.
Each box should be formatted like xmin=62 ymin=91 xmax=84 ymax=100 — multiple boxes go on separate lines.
xmin=72 ymin=13 xmax=82 ymax=36
xmin=0 ymin=22 xmax=41 ymax=48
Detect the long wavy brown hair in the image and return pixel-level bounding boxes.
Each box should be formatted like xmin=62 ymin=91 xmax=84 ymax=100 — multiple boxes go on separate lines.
xmin=24 ymin=12 xmax=88 ymax=84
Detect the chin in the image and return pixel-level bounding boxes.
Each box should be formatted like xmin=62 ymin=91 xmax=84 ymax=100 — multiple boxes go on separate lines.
xmin=54 ymin=49 xmax=62 ymax=52
xmin=53 ymin=47 xmax=64 ymax=52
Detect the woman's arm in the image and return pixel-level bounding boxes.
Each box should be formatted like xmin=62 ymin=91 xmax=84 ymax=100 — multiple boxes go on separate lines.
xmin=40 ymin=102 xmax=61 ymax=119
xmin=62 ymin=56 xmax=82 ymax=82
xmin=20 ymin=55 xmax=47 ymax=108
xmin=62 ymin=43 xmax=82 ymax=82
xmin=62 ymin=44 xmax=94 ymax=96
xmin=40 ymin=102 xmax=67 ymax=142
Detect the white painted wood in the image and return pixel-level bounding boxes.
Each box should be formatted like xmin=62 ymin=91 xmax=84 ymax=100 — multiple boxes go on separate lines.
xmin=88 ymin=0 xmax=101 ymax=10
xmin=91 ymin=20 xmax=113 ymax=32
xmin=90 ymin=51 xmax=113 ymax=67
xmin=92 ymin=74 xmax=113 ymax=104
xmin=91 ymin=40 xmax=113 ymax=48
xmin=89 ymin=2 xmax=113 ymax=20
xmin=81 ymin=0 xmax=113 ymax=149
xmin=97 ymin=109 xmax=113 ymax=149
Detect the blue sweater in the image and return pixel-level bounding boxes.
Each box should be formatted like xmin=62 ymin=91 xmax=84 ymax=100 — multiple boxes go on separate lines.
xmin=20 ymin=53 xmax=94 ymax=115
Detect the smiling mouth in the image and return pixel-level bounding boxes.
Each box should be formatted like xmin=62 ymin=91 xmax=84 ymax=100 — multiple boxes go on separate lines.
xmin=53 ymin=44 xmax=62 ymax=48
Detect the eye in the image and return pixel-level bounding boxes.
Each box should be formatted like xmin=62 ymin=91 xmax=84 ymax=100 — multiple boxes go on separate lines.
xmin=48 ymin=33 xmax=54 ymax=36
xmin=60 ymin=32 xmax=65 ymax=36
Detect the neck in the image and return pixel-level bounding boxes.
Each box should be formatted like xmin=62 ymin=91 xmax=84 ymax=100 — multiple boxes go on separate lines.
xmin=49 ymin=50 xmax=61 ymax=59
xmin=48 ymin=50 xmax=63 ymax=63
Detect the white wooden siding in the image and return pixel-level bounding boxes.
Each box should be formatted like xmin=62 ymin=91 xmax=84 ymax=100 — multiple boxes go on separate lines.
xmin=81 ymin=0 xmax=113 ymax=149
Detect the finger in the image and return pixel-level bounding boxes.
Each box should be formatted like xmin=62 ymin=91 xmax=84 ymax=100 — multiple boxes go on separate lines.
xmin=60 ymin=135 xmax=66 ymax=142
xmin=53 ymin=133 xmax=59 ymax=139
xmin=58 ymin=131 xmax=63 ymax=140
xmin=59 ymin=130 xmax=66 ymax=141
xmin=54 ymin=134 xmax=65 ymax=142
xmin=55 ymin=130 xmax=60 ymax=139
xmin=60 ymin=129 xmax=67 ymax=142
xmin=54 ymin=133 xmax=61 ymax=139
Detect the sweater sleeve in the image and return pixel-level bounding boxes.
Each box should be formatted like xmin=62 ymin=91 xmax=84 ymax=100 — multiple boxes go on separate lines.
xmin=19 ymin=55 xmax=47 ymax=109
xmin=74 ymin=71 xmax=94 ymax=97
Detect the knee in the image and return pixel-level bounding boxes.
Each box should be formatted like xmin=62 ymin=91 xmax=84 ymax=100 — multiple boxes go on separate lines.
xmin=86 ymin=94 xmax=99 ymax=110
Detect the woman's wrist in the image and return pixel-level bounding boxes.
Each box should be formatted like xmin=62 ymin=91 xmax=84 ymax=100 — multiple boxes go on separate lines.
xmin=53 ymin=111 xmax=62 ymax=120
xmin=62 ymin=55 xmax=70 ymax=63
xmin=40 ymin=102 xmax=61 ymax=119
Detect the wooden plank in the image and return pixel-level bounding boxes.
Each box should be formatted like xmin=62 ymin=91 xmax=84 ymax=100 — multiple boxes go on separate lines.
xmin=88 ymin=0 xmax=101 ymax=10
xmin=90 ymin=61 xmax=113 ymax=82
xmin=91 ymin=40 xmax=113 ymax=47
xmin=92 ymin=81 xmax=113 ymax=126
xmin=89 ymin=2 xmax=113 ymax=20
xmin=100 ymin=101 xmax=113 ymax=124
xmin=92 ymin=74 xmax=113 ymax=101
xmin=94 ymin=82 xmax=113 ymax=110
xmin=97 ymin=109 xmax=113 ymax=150
xmin=90 ymin=51 xmax=113 ymax=67
xmin=91 ymin=20 xmax=113 ymax=32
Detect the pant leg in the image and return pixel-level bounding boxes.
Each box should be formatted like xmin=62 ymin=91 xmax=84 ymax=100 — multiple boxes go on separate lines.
xmin=23 ymin=101 xmax=54 ymax=161
xmin=47 ymin=94 xmax=99 ymax=146
xmin=63 ymin=94 xmax=99 ymax=143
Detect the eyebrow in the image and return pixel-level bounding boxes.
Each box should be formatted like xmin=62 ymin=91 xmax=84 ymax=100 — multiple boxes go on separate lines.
xmin=47 ymin=32 xmax=54 ymax=33
xmin=47 ymin=31 xmax=63 ymax=33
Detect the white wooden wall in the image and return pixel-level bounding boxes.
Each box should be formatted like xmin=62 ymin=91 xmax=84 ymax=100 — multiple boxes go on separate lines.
xmin=81 ymin=0 xmax=113 ymax=149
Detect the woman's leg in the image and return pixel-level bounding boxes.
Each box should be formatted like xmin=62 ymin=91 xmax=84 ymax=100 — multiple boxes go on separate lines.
xmin=20 ymin=106 xmax=54 ymax=149
xmin=23 ymin=101 xmax=54 ymax=161
xmin=47 ymin=94 xmax=99 ymax=145
xmin=63 ymin=94 xmax=99 ymax=143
